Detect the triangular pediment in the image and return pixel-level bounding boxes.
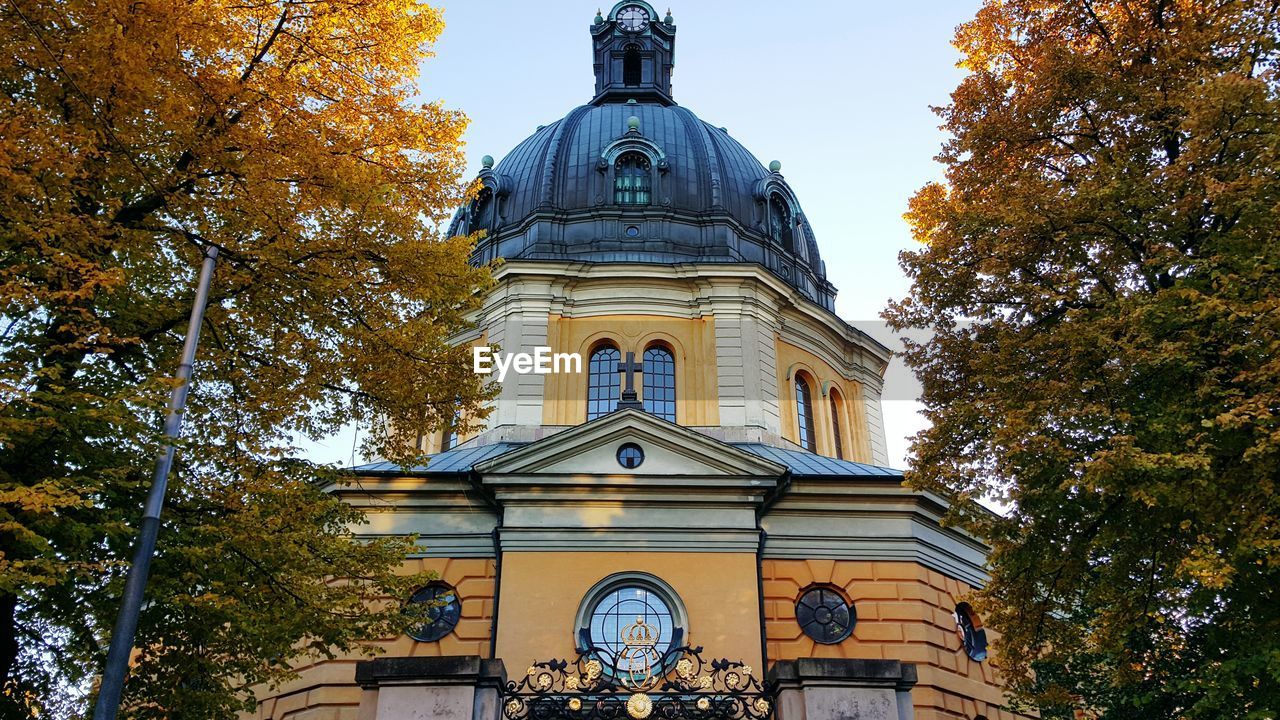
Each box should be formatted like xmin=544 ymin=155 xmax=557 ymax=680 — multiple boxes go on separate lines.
xmin=473 ymin=409 xmax=787 ymax=478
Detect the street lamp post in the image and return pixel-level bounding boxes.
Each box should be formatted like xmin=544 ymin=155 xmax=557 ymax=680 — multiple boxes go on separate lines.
xmin=92 ymin=246 xmax=219 ymax=720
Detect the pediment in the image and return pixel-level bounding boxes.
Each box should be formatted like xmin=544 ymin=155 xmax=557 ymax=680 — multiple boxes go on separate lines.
xmin=473 ymin=409 xmax=786 ymax=479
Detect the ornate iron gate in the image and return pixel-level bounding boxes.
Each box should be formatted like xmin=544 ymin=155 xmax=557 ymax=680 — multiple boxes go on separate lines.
xmin=499 ymin=618 xmax=774 ymax=720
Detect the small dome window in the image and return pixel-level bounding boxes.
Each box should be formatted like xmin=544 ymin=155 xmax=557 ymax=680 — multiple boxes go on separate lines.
xmin=614 ymin=153 xmax=652 ymax=205
xmin=769 ymin=194 xmax=794 ymax=252
xmin=407 ymin=582 xmax=461 ymax=642
xmin=471 ymin=187 xmax=495 ymax=234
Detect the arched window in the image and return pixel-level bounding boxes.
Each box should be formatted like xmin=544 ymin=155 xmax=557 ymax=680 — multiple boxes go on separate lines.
xmin=829 ymin=390 xmax=845 ymax=460
xmin=954 ymin=603 xmax=989 ymax=662
xmin=623 ymin=44 xmax=642 ymax=86
xmin=795 ymin=374 xmax=817 ymax=453
xmin=471 ymin=187 xmax=494 ymax=234
xmin=587 ymin=345 xmax=621 ymax=420
xmin=769 ymin=194 xmax=794 ymax=252
xmin=614 ymin=153 xmax=652 ymax=205
xmin=440 ymin=407 xmax=462 ymax=452
xmin=642 ymin=345 xmax=676 ymax=422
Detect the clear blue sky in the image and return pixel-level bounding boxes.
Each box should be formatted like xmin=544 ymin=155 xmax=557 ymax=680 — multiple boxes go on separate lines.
xmin=301 ymin=0 xmax=984 ymax=468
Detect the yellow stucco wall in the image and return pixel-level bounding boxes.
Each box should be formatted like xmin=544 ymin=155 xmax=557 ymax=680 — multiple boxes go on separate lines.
xmin=495 ymin=551 xmax=762 ymax=677
xmin=764 ymin=559 xmax=1026 ymax=720
xmin=775 ymin=338 xmax=872 ymax=463
xmin=253 ymin=557 xmax=496 ymax=720
xmin=542 ymin=314 xmax=719 ymax=426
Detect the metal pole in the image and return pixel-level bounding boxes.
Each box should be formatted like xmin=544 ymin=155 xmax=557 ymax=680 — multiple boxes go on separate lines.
xmin=93 ymin=246 xmax=219 ymax=720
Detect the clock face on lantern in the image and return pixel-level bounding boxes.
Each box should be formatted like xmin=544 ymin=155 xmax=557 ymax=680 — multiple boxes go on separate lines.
xmin=617 ymin=5 xmax=649 ymax=32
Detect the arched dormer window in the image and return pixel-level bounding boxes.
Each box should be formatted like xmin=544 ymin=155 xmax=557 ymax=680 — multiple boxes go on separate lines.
xmin=829 ymin=389 xmax=845 ymax=460
xmin=623 ymin=44 xmax=642 ymax=86
xmin=795 ymin=374 xmax=817 ymax=453
xmin=614 ymin=153 xmax=652 ymax=205
xmin=770 ymin=194 xmax=794 ymax=252
xmin=587 ymin=344 xmax=621 ymax=420
xmin=642 ymin=344 xmax=676 ymax=422
xmin=471 ymin=187 xmax=495 ymax=234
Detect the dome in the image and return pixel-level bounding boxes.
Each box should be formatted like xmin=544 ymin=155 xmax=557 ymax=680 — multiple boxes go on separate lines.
xmin=448 ymin=5 xmax=836 ymax=310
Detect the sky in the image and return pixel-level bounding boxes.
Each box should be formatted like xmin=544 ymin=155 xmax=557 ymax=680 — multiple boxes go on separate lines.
xmin=302 ymin=0 xmax=985 ymax=469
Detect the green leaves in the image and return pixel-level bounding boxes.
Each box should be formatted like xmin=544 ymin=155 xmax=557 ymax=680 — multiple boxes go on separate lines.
xmin=887 ymin=1 xmax=1280 ymax=717
xmin=0 ymin=0 xmax=490 ymax=716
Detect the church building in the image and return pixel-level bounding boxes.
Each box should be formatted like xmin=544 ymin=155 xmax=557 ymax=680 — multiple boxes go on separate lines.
xmin=254 ymin=5 xmax=1019 ymax=720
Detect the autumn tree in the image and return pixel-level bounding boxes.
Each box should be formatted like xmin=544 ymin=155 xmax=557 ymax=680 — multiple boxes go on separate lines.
xmin=886 ymin=1 xmax=1280 ymax=718
xmin=0 ymin=0 xmax=491 ymax=716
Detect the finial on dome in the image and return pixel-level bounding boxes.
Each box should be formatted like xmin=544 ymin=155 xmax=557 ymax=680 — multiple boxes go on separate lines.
xmin=481 ymin=155 xmax=494 ymax=169
xmin=769 ymin=160 xmax=782 ymax=173
xmin=627 ymin=115 xmax=641 ymax=133
xmin=664 ymin=8 xmax=674 ymax=23
xmin=595 ymin=8 xmax=603 ymax=24
xmin=626 ymin=98 xmax=637 ymax=104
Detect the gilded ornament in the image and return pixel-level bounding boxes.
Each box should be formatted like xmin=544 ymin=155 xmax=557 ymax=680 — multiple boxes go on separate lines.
xmin=526 ymin=666 xmax=537 ymax=676
xmin=675 ymin=658 xmax=695 ymax=679
xmin=505 ymin=699 xmax=522 ymax=716
xmin=741 ymin=664 xmax=753 ymax=677
xmin=568 ymin=698 xmax=583 ymax=711
xmin=725 ymin=671 xmax=741 ymax=688
xmin=565 ymin=675 xmax=580 ymax=690
xmin=697 ymin=675 xmax=713 ymax=689
xmin=585 ymin=659 xmax=603 ymax=679
xmin=537 ymin=672 xmax=553 ymax=690
xmin=754 ymin=698 xmax=771 ymax=714
xmin=626 ymin=692 xmax=653 ymax=719
xmin=696 ymin=697 xmax=711 ymax=711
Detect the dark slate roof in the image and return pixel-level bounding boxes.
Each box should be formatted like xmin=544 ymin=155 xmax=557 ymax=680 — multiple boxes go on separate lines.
xmin=350 ymin=442 xmax=525 ymax=475
xmin=451 ymin=101 xmax=838 ymax=311
xmin=350 ymin=440 xmax=900 ymax=479
xmin=734 ymin=443 xmax=904 ymax=478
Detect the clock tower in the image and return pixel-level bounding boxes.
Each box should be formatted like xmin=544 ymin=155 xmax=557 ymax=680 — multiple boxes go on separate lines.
xmin=592 ymin=1 xmax=675 ymax=105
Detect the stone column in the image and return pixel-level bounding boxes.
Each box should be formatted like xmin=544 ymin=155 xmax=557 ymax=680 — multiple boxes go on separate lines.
xmin=768 ymin=658 xmax=918 ymax=720
xmin=355 ymin=656 xmax=507 ymax=720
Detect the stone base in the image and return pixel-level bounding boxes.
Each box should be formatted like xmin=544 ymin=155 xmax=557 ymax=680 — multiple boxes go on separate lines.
xmin=355 ymin=656 xmax=507 ymax=720
xmin=768 ymin=658 xmax=918 ymax=720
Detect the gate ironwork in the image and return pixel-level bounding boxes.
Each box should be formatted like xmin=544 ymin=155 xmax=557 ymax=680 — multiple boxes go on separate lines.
xmin=500 ymin=617 xmax=774 ymax=719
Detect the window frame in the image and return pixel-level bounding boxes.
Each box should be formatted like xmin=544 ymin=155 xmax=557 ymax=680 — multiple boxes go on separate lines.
xmin=613 ymin=152 xmax=653 ymax=205
xmin=574 ymin=572 xmax=688 ymax=678
xmin=794 ymin=373 xmax=817 ymax=453
xmin=641 ymin=343 xmax=676 ymax=423
xmin=587 ymin=343 xmax=622 ymax=421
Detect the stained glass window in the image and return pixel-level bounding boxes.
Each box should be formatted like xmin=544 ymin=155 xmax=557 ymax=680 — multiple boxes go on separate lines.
xmin=587 ymin=345 xmax=621 ymax=420
xmin=795 ymin=375 xmax=817 ymax=452
xmin=614 ymin=153 xmax=652 ymax=205
xmin=642 ymin=345 xmax=676 ymax=422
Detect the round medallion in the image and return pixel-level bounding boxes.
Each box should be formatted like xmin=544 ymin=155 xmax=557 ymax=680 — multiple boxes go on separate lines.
xmin=626 ymin=692 xmax=653 ymax=719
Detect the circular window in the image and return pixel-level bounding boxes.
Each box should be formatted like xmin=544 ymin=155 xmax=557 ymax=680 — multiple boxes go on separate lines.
xmin=954 ymin=602 xmax=988 ymax=662
xmin=616 ymin=443 xmax=644 ymax=469
xmin=407 ymin=582 xmax=461 ymax=642
xmin=795 ymin=587 xmax=855 ymax=644
xmin=624 ymin=225 xmax=641 ymax=237
xmin=575 ymin=573 xmax=687 ymax=677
